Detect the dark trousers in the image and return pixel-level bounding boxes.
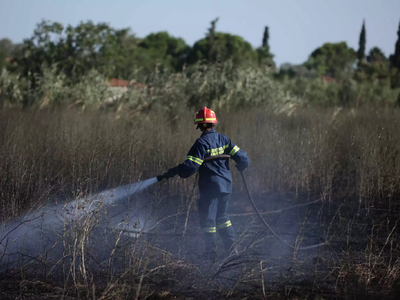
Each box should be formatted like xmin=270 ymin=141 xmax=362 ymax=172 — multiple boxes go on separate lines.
xmin=198 ymin=193 xmax=236 ymax=254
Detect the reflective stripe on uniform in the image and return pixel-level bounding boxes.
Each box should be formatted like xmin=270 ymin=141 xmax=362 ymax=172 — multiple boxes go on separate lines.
xmin=186 ymin=155 xmax=203 ymax=165
xmin=207 ymin=145 xmax=229 ymax=156
xmin=203 ymin=227 xmax=216 ymax=233
xmin=229 ymin=146 xmax=240 ymax=156
xmin=217 ymin=220 xmax=232 ymax=229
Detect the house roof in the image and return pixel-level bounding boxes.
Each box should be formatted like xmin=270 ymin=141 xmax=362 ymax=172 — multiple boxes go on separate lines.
xmin=108 ymin=78 xmax=147 ymax=88
xmin=4 ymin=57 xmax=18 ymax=66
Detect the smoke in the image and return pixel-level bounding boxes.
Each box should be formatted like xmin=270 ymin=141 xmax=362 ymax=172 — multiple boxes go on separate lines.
xmin=0 ymin=177 xmax=158 ymax=268
xmin=0 ymin=174 xmax=325 ymax=292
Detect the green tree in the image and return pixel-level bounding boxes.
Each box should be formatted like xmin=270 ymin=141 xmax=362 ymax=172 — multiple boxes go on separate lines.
xmin=305 ymin=42 xmax=357 ymax=78
xmin=138 ymin=31 xmax=189 ymax=72
xmin=0 ymin=38 xmax=22 ymax=70
xmin=13 ymin=20 xmax=191 ymax=81
xmin=262 ymin=26 xmax=269 ymax=48
xmin=0 ymin=46 xmax=7 ymax=70
xmin=188 ymin=32 xmax=257 ymax=67
xmin=0 ymin=38 xmax=15 ymax=56
xmin=357 ymin=20 xmax=366 ymax=62
xmin=207 ymin=18 xmax=219 ymax=62
xmin=14 ymin=20 xmax=64 ymax=88
xmin=276 ymin=63 xmax=317 ymax=80
xmin=390 ymin=20 xmax=400 ymax=69
xmin=364 ymin=47 xmax=390 ymax=82
xmin=368 ymin=47 xmax=387 ymax=63
xmin=256 ymin=26 xmax=275 ymax=68
xmin=60 ymin=21 xmax=130 ymax=78
xmin=105 ymin=29 xmax=139 ymax=78
xmin=14 ymin=20 xmax=132 ymax=81
xmin=389 ymin=21 xmax=400 ymax=88
xmin=356 ymin=47 xmax=394 ymax=86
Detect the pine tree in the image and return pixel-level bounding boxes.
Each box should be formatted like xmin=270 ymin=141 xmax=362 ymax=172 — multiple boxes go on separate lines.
xmin=207 ymin=17 xmax=219 ymax=62
xmin=357 ymin=20 xmax=366 ymax=61
xmin=390 ymin=20 xmax=400 ymax=69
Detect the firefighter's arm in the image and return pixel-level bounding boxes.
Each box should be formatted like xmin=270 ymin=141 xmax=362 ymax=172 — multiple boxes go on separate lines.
xmin=225 ymin=138 xmax=250 ymax=172
xmin=159 ymin=141 xmax=205 ymax=180
xmin=177 ymin=140 xmax=205 ymax=178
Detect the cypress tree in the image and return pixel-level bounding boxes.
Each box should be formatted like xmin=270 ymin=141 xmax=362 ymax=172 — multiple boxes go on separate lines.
xmin=262 ymin=26 xmax=269 ymax=49
xmin=391 ymin=20 xmax=400 ymax=69
xmin=257 ymin=26 xmax=275 ymax=68
xmin=357 ymin=20 xmax=366 ymax=61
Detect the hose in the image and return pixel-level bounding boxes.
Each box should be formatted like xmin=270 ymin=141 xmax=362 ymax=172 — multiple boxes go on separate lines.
xmin=179 ymin=154 xmax=327 ymax=250
xmin=203 ymin=155 xmax=231 ymax=161
xmin=240 ymin=171 xmax=327 ymax=251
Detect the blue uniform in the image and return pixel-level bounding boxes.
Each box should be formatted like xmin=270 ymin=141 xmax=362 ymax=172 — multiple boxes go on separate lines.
xmin=168 ymin=129 xmax=250 ymax=257
xmin=168 ymin=129 xmax=250 ymax=197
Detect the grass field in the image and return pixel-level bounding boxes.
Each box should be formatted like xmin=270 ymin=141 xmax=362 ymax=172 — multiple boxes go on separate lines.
xmin=1 ymin=107 xmax=400 ymax=299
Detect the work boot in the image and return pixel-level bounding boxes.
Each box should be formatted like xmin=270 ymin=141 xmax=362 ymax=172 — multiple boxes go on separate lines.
xmin=218 ymin=226 xmax=236 ymax=258
xmin=202 ymin=232 xmax=216 ymax=261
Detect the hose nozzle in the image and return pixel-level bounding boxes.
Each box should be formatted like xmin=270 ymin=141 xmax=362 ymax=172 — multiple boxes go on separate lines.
xmin=157 ymin=174 xmax=166 ymax=182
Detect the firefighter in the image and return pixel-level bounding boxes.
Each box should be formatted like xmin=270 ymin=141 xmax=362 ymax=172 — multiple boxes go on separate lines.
xmin=157 ymin=107 xmax=250 ymax=261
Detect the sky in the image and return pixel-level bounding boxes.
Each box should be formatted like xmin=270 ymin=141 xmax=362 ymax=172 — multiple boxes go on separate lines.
xmin=0 ymin=0 xmax=399 ymax=66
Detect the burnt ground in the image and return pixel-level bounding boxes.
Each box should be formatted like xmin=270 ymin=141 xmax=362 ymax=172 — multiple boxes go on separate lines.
xmin=1 ymin=190 xmax=400 ymax=299
xmin=137 ymin=192 xmax=396 ymax=300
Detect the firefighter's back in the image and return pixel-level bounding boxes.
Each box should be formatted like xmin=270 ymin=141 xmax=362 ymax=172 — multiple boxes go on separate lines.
xmin=197 ymin=130 xmax=233 ymax=197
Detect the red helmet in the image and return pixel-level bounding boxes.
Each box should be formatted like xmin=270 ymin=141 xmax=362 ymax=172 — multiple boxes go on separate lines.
xmin=194 ymin=107 xmax=218 ymax=124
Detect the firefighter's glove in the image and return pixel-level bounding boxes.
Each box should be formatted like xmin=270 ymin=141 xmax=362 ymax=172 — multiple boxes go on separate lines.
xmin=235 ymin=163 xmax=247 ymax=172
xmin=165 ymin=167 xmax=177 ymax=178
xmin=157 ymin=168 xmax=177 ymax=182
xmin=157 ymin=174 xmax=166 ymax=182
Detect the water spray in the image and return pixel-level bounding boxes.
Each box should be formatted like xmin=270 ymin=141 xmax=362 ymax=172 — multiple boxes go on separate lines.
xmin=0 ymin=177 xmax=159 ymax=263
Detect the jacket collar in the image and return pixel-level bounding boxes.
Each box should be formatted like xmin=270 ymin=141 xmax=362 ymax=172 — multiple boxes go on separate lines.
xmin=201 ymin=128 xmax=216 ymax=136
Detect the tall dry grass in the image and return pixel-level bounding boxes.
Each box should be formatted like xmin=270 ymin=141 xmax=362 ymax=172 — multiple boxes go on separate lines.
xmin=1 ymin=107 xmax=400 ymax=221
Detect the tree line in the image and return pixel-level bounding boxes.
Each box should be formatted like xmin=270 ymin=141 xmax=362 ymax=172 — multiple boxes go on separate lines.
xmin=1 ymin=18 xmax=400 ymax=88
xmin=0 ymin=19 xmax=272 ymax=81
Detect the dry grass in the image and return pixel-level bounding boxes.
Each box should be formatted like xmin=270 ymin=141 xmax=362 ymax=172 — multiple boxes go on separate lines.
xmin=1 ymin=106 xmax=400 ymax=299
xmin=1 ymin=107 xmax=400 ymax=220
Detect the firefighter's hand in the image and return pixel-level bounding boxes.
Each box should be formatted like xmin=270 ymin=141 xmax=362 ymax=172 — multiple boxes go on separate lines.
xmin=157 ymin=173 xmax=173 ymax=182
xmin=157 ymin=168 xmax=177 ymax=182
xmin=235 ymin=164 xmax=247 ymax=172
xmin=157 ymin=174 xmax=166 ymax=182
